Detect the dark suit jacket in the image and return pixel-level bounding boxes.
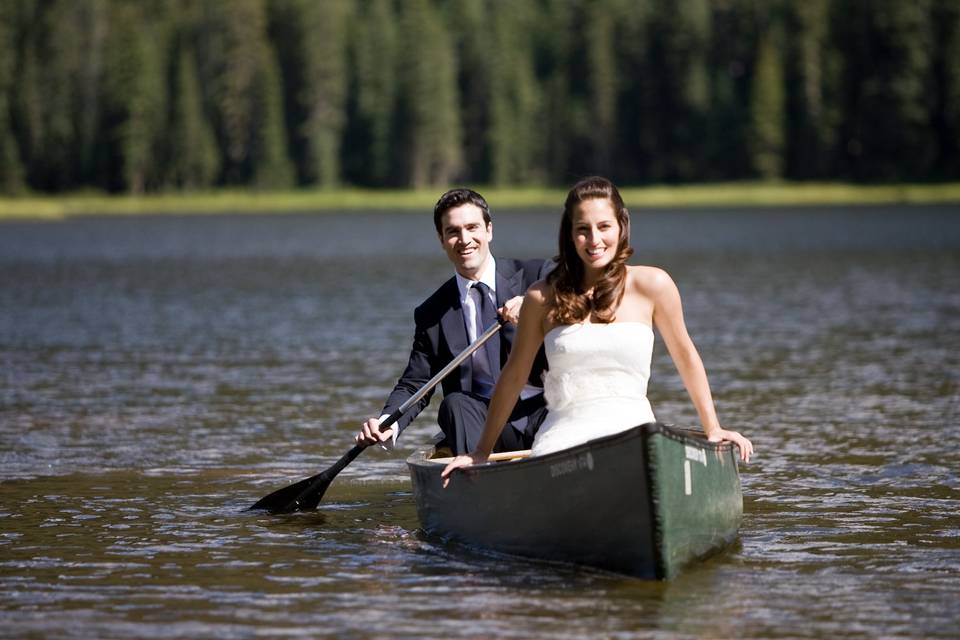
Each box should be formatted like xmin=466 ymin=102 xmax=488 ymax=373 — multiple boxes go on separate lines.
xmin=382 ymin=257 xmax=551 ymax=435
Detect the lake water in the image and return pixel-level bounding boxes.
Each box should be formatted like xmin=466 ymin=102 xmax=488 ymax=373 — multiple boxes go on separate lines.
xmin=1 ymin=206 xmax=959 ymax=638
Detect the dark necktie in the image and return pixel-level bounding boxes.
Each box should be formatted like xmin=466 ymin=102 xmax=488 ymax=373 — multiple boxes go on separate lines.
xmin=472 ymin=281 xmax=501 ymax=387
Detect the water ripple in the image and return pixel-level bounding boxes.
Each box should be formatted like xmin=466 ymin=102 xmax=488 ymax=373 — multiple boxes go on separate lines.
xmin=2 ymin=211 xmax=959 ymax=638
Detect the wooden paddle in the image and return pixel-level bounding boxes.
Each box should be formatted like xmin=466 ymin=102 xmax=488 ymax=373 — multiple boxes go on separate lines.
xmin=248 ymin=319 xmax=505 ymax=514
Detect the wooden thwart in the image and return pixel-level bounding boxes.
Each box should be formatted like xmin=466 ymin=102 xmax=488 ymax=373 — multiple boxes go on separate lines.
xmin=428 ymin=449 xmax=532 ymax=464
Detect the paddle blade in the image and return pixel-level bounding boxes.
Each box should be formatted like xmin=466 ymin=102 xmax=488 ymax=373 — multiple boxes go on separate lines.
xmin=247 ymin=472 xmax=330 ymax=514
xmin=247 ymin=444 xmax=367 ymax=514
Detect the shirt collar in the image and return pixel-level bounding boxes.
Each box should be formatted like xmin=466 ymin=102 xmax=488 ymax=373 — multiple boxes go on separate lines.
xmin=455 ymin=256 xmax=497 ymax=305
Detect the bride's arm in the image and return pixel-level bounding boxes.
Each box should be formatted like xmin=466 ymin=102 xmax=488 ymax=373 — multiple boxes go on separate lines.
xmin=647 ymin=268 xmax=754 ymax=462
xmin=441 ymin=283 xmax=550 ymax=486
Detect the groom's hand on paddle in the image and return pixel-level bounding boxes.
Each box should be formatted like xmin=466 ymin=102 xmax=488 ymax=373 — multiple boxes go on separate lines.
xmin=356 ymin=417 xmax=394 ymax=448
xmin=498 ymin=295 xmax=525 ymax=325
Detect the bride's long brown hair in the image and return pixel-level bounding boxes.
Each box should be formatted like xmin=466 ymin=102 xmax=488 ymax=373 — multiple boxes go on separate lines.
xmin=547 ymin=177 xmax=633 ymax=325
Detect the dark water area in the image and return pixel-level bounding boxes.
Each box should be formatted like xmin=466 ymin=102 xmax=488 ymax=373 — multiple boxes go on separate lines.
xmin=1 ymin=206 xmax=959 ymax=638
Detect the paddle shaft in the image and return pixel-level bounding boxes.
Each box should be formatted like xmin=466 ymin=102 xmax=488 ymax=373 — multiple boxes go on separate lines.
xmin=383 ymin=317 xmax=505 ymax=435
xmin=317 ymin=318 xmax=506 ymax=473
xmin=249 ymin=319 xmax=504 ymax=513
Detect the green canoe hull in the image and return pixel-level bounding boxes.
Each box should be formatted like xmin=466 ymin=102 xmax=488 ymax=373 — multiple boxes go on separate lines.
xmin=406 ymin=422 xmax=742 ymax=579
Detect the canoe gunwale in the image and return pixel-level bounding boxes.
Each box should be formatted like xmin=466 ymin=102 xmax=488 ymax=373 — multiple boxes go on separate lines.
xmin=407 ymin=422 xmax=735 ymax=472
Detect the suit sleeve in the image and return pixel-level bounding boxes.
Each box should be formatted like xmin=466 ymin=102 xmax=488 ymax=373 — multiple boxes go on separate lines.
xmin=380 ymin=307 xmax=437 ymax=435
xmin=537 ymin=258 xmax=556 ymax=280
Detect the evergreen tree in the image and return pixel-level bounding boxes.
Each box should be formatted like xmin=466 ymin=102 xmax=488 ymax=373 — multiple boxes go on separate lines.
xmin=251 ymin=46 xmax=294 ymax=189
xmin=349 ymin=0 xmax=398 ymax=185
xmin=74 ymin=0 xmax=108 ymax=187
xmin=196 ymin=0 xmax=266 ymax=185
xmin=488 ymin=1 xmax=541 ymax=185
xmin=447 ymin=0 xmax=493 ymax=183
xmin=832 ymin=0 xmax=935 ymax=180
xmin=535 ymin=0 xmax=576 ymax=184
xmin=609 ymin=0 xmax=653 ymax=183
xmin=647 ymin=0 xmax=713 ymax=180
xmin=701 ymin=0 xmax=755 ymax=181
xmin=750 ymin=26 xmax=786 ymax=180
xmin=585 ymin=8 xmax=618 ymax=177
xmin=101 ymin=1 xmax=168 ymax=192
xmin=785 ymin=0 xmax=832 ymax=179
xmin=0 ymin=0 xmax=24 ymax=194
xmin=268 ymin=0 xmax=349 ymax=187
xmin=267 ymin=0 xmax=306 ymax=183
xmin=397 ymin=0 xmax=462 ymax=187
xmin=300 ymin=1 xmax=349 ymax=187
xmin=931 ymin=0 xmax=960 ymax=177
xmin=10 ymin=0 xmax=98 ymax=191
xmin=3 ymin=0 xmax=959 ymax=192
xmin=166 ymin=43 xmax=220 ymax=189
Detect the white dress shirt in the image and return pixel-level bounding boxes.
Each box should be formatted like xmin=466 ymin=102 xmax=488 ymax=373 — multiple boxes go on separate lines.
xmin=455 ymin=257 xmax=541 ymax=401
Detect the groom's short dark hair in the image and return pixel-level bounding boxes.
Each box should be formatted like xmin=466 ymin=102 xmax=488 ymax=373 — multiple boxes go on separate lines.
xmin=433 ymin=188 xmax=491 ymax=234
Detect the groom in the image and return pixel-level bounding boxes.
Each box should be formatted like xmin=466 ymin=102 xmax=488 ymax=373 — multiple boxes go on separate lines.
xmin=356 ymin=188 xmax=550 ymax=455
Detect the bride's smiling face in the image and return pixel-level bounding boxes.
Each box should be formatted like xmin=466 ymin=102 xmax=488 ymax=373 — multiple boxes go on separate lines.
xmin=571 ymin=198 xmax=620 ymax=271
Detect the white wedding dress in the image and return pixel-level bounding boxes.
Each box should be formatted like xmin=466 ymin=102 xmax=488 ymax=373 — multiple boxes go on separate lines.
xmin=531 ymin=322 xmax=657 ymax=456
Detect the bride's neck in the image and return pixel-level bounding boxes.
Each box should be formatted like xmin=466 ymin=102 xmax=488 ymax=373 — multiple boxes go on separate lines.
xmin=580 ymin=269 xmax=602 ymax=292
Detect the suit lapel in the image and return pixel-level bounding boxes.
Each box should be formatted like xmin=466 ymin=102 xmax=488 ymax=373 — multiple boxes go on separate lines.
xmin=495 ymin=260 xmax=524 ymax=304
xmin=495 ymin=260 xmax=523 ymax=359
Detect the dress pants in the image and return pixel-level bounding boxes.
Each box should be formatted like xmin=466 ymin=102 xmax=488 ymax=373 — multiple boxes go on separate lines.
xmin=436 ymin=391 xmax=547 ymax=455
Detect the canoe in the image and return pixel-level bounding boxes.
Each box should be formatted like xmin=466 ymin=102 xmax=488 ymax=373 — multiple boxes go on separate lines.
xmin=405 ymin=422 xmax=743 ymax=579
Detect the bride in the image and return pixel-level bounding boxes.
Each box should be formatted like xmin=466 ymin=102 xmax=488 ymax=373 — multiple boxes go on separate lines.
xmin=441 ymin=176 xmax=753 ymax=486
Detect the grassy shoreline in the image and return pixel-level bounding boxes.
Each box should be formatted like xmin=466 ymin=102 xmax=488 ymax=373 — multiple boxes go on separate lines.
xmin=2 ymin=182 xmax=959 ymax=220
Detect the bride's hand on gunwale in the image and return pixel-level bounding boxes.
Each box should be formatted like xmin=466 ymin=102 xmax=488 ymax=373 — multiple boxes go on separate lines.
xmin=708 ymin=428 xmax=754 ymax=463
xmin=440 ymin=452 xmax=489 ymax=488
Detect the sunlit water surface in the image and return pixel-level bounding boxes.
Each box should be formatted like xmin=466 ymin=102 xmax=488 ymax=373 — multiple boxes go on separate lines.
xmin=1 ymin=207 xmax=958 ymax=638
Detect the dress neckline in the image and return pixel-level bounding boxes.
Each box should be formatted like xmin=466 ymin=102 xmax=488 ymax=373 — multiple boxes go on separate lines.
xmin=545 ymin=321 xmax=653 ymax=339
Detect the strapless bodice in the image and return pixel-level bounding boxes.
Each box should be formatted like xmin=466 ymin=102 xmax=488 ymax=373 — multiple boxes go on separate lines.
xmin=542 ymin=322 xmax=654 ymax=412
xmin=532 ymin=322 xmax=656 ymax=456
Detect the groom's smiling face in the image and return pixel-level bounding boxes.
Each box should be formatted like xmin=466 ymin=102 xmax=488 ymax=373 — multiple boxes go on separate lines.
xmin=439 ymin=203 xmax=494 ymax=280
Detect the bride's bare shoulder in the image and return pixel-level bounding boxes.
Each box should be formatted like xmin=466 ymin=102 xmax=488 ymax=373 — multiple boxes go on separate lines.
xmin=523 ymin=279 xmax=554 ymax=309
xmin=626 ymin=265 xmax=675 ymax=294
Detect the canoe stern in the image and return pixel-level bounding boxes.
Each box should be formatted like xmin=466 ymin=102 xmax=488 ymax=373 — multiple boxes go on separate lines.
xmin=644 ymin=426 xmax=743 ymax=579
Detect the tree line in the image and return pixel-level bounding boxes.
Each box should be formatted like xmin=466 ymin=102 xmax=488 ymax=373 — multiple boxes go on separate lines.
xmin=1 ymin=0 xmax=958 ymax=195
